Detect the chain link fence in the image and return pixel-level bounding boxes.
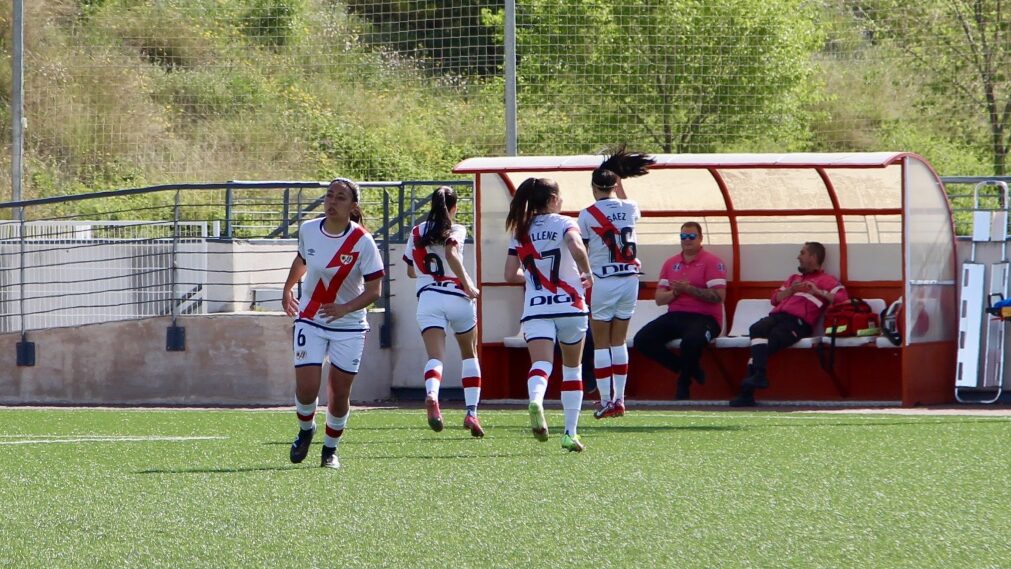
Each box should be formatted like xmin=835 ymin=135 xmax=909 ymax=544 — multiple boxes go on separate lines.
xmin=2 ymin=0 xmax=1009 ymax=203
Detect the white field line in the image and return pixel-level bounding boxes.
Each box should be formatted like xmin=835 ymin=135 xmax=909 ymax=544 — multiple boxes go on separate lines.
xmin=0 ymin=435 xmax=227 ymax=445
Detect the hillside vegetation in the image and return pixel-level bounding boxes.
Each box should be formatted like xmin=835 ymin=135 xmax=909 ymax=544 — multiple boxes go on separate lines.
xmin=0 ymin=0 xmax=995 ymax=208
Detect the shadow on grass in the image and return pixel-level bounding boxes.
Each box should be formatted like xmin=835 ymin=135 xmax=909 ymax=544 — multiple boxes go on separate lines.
xmin=578 ymin=424 xmax=746 ymax=433
xmin=135 ymin=465 xmax=303 ymax=474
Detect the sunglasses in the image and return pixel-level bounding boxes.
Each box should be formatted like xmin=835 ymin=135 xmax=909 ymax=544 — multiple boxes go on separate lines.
xmin=680 ymin=232 xmax=698 ymax=240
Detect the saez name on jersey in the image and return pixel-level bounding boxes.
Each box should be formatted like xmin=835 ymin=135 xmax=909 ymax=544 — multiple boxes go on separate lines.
xmin=605 ymin=212 xmax=627 ymax=222
xmin=529 ymin=230 xmax=558 ymax=241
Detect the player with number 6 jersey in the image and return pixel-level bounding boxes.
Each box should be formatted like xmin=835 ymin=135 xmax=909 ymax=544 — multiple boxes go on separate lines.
xmin=504 ymin=177 xmax=594 ymax=453
xmin=578 ymin=146 xmax=655 ymax=420
xmin=281 ymin=178 xmax=384 ymax=470
xmin=403 ymin=186 xmax=484 ymax=437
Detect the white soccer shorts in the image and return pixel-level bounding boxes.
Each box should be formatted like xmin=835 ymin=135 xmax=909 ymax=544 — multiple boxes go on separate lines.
xmin=521 ymin=314 xmax=589 ymax=345
xmin=416 ymin=292 xmax=477 ymax=335
xmin=293 ymin=323 xmax=367 ymax=374
xmin=590 ymin=275 xmax=639 ymax=321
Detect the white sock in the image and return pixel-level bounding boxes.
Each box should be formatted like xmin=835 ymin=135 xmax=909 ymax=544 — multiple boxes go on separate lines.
xmin=295 ymin=397 xmax=318 ymax=430
xmin=462 ymin=358 xmax=481 ymax=413
xmin=323 ymin=410 xmax=349 ymax=448
xmin=527 ymin=361 xmax=552 ymax=405
xmin=424 ymin=359 xmax=443 ymax=400
xmin=561 ymin=365 xmax=583 ymax=436
xmin=593 ymin=348 xmax=612 ymax=403
xmin=611 ymin=344 xmax=629 ymax=402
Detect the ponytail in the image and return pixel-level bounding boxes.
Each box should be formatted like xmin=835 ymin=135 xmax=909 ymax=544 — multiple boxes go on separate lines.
xmin=418 ymin=186 xmax=457 ymax=248
xmin=506 ymin=177 xmax=558 ymax=240
xmin=592 ymin=143 xmax=655 ymax=192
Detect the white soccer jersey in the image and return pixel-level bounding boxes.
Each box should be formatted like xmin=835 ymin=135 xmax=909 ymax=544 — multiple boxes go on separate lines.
xmin=296 ymin=218 xmax=384 ymax=331
xmin=402 ymin=221 xmax=469 ymax=299
xmin=508 ymin=213 xmax=587 ymax=321
xmin=577 ymin=198 xmax=642 ymax=278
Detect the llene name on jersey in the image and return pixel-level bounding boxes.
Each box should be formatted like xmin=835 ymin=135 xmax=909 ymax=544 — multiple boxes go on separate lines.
xmin=529 ymin=230 xmax=558 ymax=241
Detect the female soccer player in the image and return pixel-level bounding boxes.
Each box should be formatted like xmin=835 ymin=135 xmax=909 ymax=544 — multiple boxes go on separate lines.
xmin=403 ymin=186 xmax=484 ymax=437
xmin=503 ymin=177 xmax=594 ymax=452
xmin=577 ymin=146 xmax=654 ymax=419
xmin=282 ymin=178 xmax=384 ymax=469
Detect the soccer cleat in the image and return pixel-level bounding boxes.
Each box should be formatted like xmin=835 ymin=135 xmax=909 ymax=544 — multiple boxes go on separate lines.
xmin=425 ymin=398 xmax=444 ymax=432
xmin=289 ymin=425 xmax=316 ymax=464
xmin=729 ymin=390 xmax=757 ymax=407
xmin=463 ymin=414 xmax=485 ymax=438
xmin=320 ymin=445 xmax=340 ymax=469
xmin=561 ymin=433 xmax=585 ymax=452
xmin=593 ymin=400 xmax=626 ymax=420
xmin=528 ymin=401 xmax=549 ymax=442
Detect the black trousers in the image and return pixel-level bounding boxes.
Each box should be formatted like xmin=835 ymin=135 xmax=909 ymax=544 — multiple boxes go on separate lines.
xmin=748 ymin=312 xmax=812 ymax=375
xmin=633 ymin=311 xmax=720 ymax=381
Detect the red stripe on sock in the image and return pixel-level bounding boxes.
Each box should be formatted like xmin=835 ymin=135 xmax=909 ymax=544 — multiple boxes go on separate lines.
xmin=560 ymin=380 xmax=583 ymax=392
xmin=612 ymin=364 xmax=629 ymax=375
xmin=593 ymin=366 xmax=612 ymax=379
xmin=424 ymin=369 xmax=442 ymax=381
xmin=528 ymin=370 xmax=549 ymax=380
xmin=296 ymin=412 xmax=315 ymax=422
xmin=462 ymin=376 xmax=481 ymax=388
xmin=325 ymin=426 xmax=344 ymax=438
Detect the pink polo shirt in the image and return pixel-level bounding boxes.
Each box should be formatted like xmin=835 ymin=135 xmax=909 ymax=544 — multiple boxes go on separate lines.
xmin=658 ymin=249 xmax=728 ymax=327
xmin=771 ymin=270 xmax=848 ymax=328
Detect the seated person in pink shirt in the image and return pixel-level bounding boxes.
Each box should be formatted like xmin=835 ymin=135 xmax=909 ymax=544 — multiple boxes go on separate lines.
xmin=729 ymin=242 xmax=847 ymax=407
xmin=633 ymin=222 xmax=727 ymax=400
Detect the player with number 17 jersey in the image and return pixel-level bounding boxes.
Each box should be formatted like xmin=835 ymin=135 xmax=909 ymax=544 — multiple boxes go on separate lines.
xmin=508 ymin=213 xmax=588 ymax=322
xmin=577 ymin=198 xmax=642 ymax=278
xmin=296 ymin=217 xmax=384 ymax=331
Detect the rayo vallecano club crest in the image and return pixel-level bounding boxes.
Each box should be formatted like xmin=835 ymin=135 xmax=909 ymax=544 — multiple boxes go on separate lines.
xmin=340 ymin=254 xmax=355 ymax=265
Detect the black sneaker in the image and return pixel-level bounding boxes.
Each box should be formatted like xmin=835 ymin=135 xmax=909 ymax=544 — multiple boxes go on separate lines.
xmin=320 ymin=445 xmax=340 ymax=469
xmin=289 ymin=426 xmax=315 ymax=464
xmin=675 ymin=376 xmax=691 ymax=400
xmin=741 ymin=373 xmax=768 ymax=389
xmin=729 ymin=391 xmax=757 ymax=407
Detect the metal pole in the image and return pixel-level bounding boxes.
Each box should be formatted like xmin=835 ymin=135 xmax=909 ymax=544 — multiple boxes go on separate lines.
xmin=166 ymin=190 xmax=185 ymax=350
xmin=282 ymin=187 xmax=290 ymax=238
xmin=504 ymin=0 xmax=517 ymax=156
xmin=12 ymin=0 xmax=25 ymax=217
xmin=380 ymin=189 xmax=392 ymax=348
xmin=224 ymin=187 xmax=234 ymax=238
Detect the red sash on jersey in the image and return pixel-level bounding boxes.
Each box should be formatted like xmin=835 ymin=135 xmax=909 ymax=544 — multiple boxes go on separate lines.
xmin=516 ymin=234 xmax=585 ymax=310
xmin=411 ymin=226 xmax=463 ymax=287
xmin=301 ymin=225 xmax=367 ymax=320
xmin=586 ymin=204 xmax=640 ymax=267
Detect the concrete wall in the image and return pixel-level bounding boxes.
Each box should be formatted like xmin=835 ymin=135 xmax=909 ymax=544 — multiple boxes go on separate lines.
xmin=0 ymin=311 xmax=392 ymax=405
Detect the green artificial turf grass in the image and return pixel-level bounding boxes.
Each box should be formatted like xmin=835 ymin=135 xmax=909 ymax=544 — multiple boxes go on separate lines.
xmin=1 ymin=408 xmax=1009 ymax=568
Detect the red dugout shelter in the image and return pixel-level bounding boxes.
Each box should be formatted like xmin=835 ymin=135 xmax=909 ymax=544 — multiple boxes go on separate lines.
xmin=453 ymin=153 xmax=956 ymax=406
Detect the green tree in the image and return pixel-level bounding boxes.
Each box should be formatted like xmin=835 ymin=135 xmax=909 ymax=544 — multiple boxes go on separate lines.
xmin=855 ymin=0 xmax=1011 ymax=175
xmin=488 ymin=0 xmax=823 ymax=153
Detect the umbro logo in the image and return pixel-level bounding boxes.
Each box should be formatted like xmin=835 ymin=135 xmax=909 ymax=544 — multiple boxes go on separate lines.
xmin=307 ymin=249 xmax=316 ymax=256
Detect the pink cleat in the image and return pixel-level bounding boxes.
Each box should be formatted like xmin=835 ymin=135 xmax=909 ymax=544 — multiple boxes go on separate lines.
xmin=426 ymin=398 xmax=444 ymax=432
xmin=463 ymin=414 xmax=485 ymax=438
xmin=593 ymin=400 xmax=626 ymax=419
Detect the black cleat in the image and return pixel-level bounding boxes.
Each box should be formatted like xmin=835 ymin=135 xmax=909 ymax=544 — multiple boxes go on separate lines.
xmin=289 ymin=426 xmax=315 ymax=464
xmin=729 ymin=392 xmax=757 ymax=407
xmin=320 ymin=445 xmax=340 ymax=469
